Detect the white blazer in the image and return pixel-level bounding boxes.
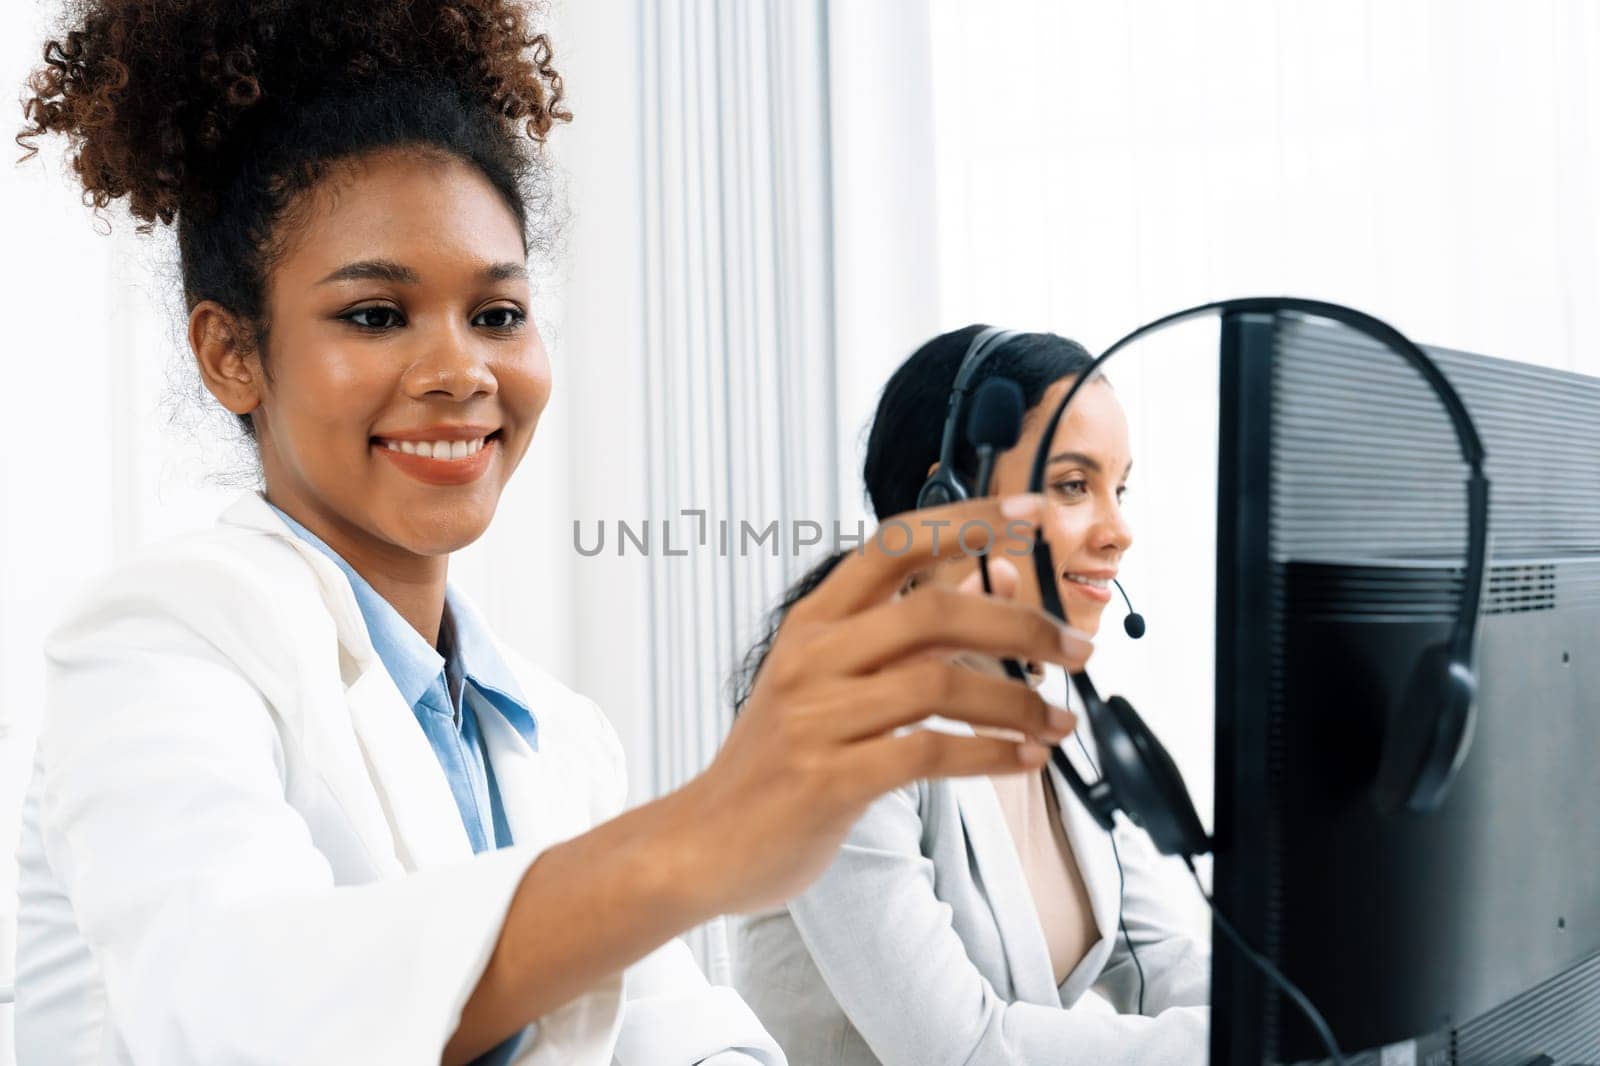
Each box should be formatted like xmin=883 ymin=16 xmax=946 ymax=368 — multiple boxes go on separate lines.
xmin=14 ymin=489 xmax=783 ymax=1066
xmin=732 ymin=687 xmax=1208 ymax=1065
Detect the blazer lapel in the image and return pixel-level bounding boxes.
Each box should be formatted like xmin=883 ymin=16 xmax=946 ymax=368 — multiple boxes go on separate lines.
xmin=474 ymin=680 xmax=600 ymax=856
xmin=217 ymin=490 xmax=473 ymax=872
xmin=952 ymin=772 xmax=1063 ymax=1007
xmin=344 ymin=663 xmax=475 ymax=869
xmin=477 ymin=693 xmax=560 ymax=852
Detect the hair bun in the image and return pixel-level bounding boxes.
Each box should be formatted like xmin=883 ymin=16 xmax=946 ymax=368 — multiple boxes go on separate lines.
xmin=17 ymin=1 xmax=570 ymax=231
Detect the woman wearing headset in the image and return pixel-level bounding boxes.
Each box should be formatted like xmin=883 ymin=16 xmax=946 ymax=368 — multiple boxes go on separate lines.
xmin=11 ymin=6 xmax=1093 ymax=1065
xmin=732 ymin=327 xmax=1210 ymax=1065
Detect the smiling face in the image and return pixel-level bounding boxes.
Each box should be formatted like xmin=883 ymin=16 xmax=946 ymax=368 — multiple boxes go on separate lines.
xmin=193 ymin=148 xmax=549 ymax=568
xmin=928 ymin=376 xmax=1134 ymax=637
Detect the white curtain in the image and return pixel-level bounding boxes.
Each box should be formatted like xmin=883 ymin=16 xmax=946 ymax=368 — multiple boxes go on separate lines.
xmin=556 ymin=0 xmax=840 ymax=979
xmin=925 ymin=0 xmax=1599 ymax=366
xmin=633 ymin=0 xmax=838 ymax=803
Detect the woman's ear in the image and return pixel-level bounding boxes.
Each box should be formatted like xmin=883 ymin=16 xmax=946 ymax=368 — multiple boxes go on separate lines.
xmin=189 ymin=300 xmax=264 ymax=418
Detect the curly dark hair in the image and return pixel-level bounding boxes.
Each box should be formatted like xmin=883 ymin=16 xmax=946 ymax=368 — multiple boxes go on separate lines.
xmin=15 ymin=0 xmax=571 ymax=440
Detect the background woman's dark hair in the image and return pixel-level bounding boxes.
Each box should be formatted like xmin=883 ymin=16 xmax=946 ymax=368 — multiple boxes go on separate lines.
xmin=16 ymin=0 xmax=570 ymax=441
xmin=729 ymin=325 xmax=1097 ymax=713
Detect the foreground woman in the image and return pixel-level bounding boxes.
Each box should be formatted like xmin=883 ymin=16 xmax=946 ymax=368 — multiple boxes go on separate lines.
xmin=12 ymin=6 xmax=1090 ymax=1064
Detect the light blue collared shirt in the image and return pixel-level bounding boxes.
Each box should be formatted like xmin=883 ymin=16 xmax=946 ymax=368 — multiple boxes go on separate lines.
xmin=268 ymin=501 xmax=758 ymax=1066
xmin=266 ymin=500 xmax=539 ymax=854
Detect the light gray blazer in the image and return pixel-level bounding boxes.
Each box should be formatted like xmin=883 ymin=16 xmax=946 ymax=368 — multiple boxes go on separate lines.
xmin=732 ymin=724 xmax=1209 ymax=1065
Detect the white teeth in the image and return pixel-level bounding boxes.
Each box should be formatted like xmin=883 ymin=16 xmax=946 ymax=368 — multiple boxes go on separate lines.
xmin=380 ymin=437 xmax=488 ymax=458
xmin=1065 ymin=573 xmax=1110 ymax=589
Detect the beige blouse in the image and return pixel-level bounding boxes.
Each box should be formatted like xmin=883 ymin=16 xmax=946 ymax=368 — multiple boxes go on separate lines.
xmin=988 ymin=763 xmax=1101 ymax=987
xmin=955 ymin=654 xmax=1102 ymax=988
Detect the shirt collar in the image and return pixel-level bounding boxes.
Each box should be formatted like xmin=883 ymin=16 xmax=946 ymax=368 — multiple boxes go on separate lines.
xmin=442 ymin=585 xmax=535 ymax=728
xmin=264 ymin=501 xmax=538 ymax=748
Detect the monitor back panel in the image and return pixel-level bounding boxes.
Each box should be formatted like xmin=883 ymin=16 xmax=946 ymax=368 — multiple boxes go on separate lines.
xmin=1212 ymin=314 xmax=1600 ymax=1064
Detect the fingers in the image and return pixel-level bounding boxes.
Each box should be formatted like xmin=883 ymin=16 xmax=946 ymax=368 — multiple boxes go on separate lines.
xmin=846 ymin=730 xmax=1051 ymax=799
xmin=957 ymin=555 xmax=1020 ymax=601
xmin=795 ymin=495 xmax=1048 ymax=622
xmin=813 ymin=582 xmax=1093 ymax=676
xmin=815 ymin=660 xmax=1076 ymax=744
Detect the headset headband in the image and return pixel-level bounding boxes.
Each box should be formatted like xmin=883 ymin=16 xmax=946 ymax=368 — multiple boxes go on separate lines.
xmin=934 ymin=327 xmax=1022 ymax=477
xmin=1025 ymin=296 xmax=1489 ymax=670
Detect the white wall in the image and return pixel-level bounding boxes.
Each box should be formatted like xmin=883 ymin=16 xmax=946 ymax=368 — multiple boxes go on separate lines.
xmin=826 ymin=0 xmax=944 ymax=528
xmin=927 ymin=0 xmax=1599 ymax=370
xmin=538 ymin=0 xmax=655 ymax=795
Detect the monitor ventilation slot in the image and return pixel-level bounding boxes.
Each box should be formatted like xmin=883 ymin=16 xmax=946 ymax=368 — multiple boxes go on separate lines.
xmin=1485 ymin=563 xmax=1556 ymax=615
xmin=1285 ymin=561 xmax=1571 ymax=620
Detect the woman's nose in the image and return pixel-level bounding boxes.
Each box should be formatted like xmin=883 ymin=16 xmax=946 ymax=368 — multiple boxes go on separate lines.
xmin=403 ymin=324 xmax=497 ymax=399
xmin=1099 ymin=498 xmax=1134 ymax=554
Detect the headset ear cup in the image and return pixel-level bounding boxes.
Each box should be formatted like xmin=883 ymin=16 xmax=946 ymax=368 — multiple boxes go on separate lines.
xmin=1372 ymin=643 xmax=1477 ymax=814
xmin=1409 ymin=653 xmax=1478 ymax=813
xmin=1095 ymin=695 xmax=1210 ymax=857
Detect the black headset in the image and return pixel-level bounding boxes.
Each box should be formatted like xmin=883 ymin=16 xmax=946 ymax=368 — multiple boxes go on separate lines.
xmin=1011 ymin=297 xmax=1491 ymax=860
xmin=916 ymin=327 xmax=1024 ymax=509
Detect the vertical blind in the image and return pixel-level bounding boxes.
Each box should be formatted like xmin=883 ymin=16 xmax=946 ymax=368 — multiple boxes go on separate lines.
xmin=633 ymin=0 xmax=839 ymax=978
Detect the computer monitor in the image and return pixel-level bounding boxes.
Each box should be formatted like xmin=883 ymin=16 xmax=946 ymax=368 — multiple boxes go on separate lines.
xmin=1210 ymin=311 xmax=1600 ymax=1064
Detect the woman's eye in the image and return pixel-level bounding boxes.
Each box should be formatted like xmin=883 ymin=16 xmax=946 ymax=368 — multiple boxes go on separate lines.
xmin=343 ymin=306 xmax=402 ymax=331
xmin=477 ymin=306 xmax=526 ymax=331
xmin=340 ymin=306 xmax=527 ymax=332
xmin=1116 ymin=485 xmax=1129 ymax=503
xmin=1050 ymin=479 xmax=1088 ymax=499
